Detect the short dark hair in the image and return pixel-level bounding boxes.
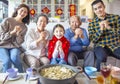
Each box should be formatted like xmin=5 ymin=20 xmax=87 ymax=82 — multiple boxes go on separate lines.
xmin=53 ymin=24 xmax=65 ymax=33
xmin=36 ymin=14 xmax=49 ymax=24
xmin=91 ymin=0 xmax=105 ymax=7
xmin=12 ymin=4 xmax=30 ymax=25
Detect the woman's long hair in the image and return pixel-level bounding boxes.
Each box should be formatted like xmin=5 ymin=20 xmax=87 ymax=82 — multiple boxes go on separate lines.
xmin=12 ymin=4 xmax=30 ymax=24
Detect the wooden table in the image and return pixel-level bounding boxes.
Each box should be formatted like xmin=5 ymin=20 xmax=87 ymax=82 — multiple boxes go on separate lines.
xmin=0 ymin=73 xmax=97 ymax=84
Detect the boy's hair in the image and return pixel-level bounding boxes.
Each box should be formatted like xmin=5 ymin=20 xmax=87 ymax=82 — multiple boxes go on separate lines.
xmin=91 ymin=0 xmax=105 ymax=7
xmin=53 ymin=24 xmax=65 ymax=33
xmin=36 ymin=14 xmax=49 ymax=24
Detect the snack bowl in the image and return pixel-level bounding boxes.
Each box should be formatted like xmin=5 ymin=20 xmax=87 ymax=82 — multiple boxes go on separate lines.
xmin=84 ymin=66 xmax=97 ymax=76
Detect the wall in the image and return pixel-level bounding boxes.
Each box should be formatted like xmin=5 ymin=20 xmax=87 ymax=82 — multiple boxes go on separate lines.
xmin=109 ymin=0 xmax=120 ymax=15
xmin=8 ymin=0 xmax=22 ymax=17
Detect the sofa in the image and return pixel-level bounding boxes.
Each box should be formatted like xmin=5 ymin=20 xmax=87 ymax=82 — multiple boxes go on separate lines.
xmin=0 ymin=21 xmax=120 ymax=72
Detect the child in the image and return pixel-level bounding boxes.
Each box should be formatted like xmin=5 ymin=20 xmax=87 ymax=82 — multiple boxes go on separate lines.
xmin=48 ymin=24 xmax=70 ymax=64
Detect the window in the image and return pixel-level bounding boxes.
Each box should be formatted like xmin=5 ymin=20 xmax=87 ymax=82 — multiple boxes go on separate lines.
xmin=27 ymin=0 xmax=79 ymax=22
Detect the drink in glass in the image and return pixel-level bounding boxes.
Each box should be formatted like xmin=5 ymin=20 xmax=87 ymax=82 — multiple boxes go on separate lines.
xmin=111 ymin=70 xmax=120 ymax=84
xmin=100 ymin=63 xmax=111 ymax=84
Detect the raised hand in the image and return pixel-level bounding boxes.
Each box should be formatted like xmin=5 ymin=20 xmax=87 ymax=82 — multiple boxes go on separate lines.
xmin=75 ymin=28 xmax=84 ymax=38
xmin=15 ymin=26 xmax=22 ymax=35
xmin=40 ymin=31 xmax=47 ymax=40
xmin=10 ymin=25 xmax=22 ymax=35
xmin=99 ymin=20 xmax=111 ymax=31
xmin=55 ymin=40 xmax=62 ymax=50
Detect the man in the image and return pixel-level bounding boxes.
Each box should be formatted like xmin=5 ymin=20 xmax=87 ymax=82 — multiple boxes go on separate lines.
xmin=24 ymin=14 xmax=50 ymax=68
xmin=88 ymin=0 xmax=120 ymax=71
xmin=64 ymin=15 xmax=94 ymax=67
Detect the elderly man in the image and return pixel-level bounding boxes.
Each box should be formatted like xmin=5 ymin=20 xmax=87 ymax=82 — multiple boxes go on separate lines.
xmin=64 ymin=15 xmax=94 ymax=67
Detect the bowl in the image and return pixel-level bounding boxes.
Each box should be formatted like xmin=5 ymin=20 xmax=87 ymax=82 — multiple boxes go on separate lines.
xmin=84 ymin=66 xmax=97 ymax=76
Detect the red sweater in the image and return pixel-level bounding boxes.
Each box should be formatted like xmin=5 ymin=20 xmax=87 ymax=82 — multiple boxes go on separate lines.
xmin=48 ymin=36 xmax=70 ymax=62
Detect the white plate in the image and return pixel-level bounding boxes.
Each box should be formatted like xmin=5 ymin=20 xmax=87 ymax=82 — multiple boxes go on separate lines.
xmin=29 ymin=75 xmax=39 ymax=81
xmin=8 ymin=75 xmax=22 ymax=80
xmin=89 ymin=72 xmax=97 ymax=78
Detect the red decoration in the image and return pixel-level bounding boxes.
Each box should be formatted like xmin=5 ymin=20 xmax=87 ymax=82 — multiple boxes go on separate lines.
xmin=69 ymin=4 xmax=76 ymax=16
xmin=56 ymin=7 xmax=63 ymax=15
xmin=41 ymin=7 xmax=50 ymax=14
xmin=30 ymin=8 xmax=36 ymax=16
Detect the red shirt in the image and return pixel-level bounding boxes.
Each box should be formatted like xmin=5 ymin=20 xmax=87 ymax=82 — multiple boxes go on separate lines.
xmin=48 ymin=35 xmax=70 ymax=62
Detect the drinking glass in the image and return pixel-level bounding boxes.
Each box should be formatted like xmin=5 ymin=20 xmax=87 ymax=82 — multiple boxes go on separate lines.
xmin=100 ymin=63 xmax=111 ymax=84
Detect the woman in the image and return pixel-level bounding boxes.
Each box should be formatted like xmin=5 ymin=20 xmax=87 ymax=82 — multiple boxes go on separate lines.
xmin=24 ymin=14 xmax=50 ymax=68
xmin=0 ymin=4 xmax=30 ymax=72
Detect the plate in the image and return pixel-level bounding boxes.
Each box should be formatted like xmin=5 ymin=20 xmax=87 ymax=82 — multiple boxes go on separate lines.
xmin=8 ymin=75 xmax=22 ymax=80
xmin=89 ymin=72 xmax=97 ymax=78
xmin=29 ymin=75 xmax=39 ymax=80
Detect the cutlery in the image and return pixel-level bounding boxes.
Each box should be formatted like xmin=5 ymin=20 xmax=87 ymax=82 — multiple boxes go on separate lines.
xmin=84 ymin=71 xmax=91 ymax=80
xmin=37 ymin=78 xmax=41 ymax=84
xmin=2 ymin=75 xmax=8 ymax=84
xmin=25 ymin=74 xmax=28 ymax=81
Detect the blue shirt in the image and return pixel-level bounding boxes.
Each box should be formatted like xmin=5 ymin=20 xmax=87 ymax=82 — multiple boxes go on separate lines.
xmin=64 ymin=28 xmax=90 ymax=52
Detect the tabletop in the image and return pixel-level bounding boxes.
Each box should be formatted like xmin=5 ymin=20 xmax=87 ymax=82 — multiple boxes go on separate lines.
xmin=0 ymin=73 xmax=97 ymax=84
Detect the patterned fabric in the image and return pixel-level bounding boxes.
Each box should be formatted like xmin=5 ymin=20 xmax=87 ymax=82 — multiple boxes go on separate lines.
xmin=48 ymin=36 xmax=70 ymax=61
xmin=88 ymin=14 xmax=120 ymax=51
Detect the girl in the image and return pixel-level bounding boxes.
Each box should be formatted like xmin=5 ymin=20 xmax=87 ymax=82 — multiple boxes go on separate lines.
xmin=48 ymin=24 xmax=70 ymax=64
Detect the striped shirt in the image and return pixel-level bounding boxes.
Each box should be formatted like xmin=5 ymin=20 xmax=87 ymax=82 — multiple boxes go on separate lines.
xmin=88 ymin=14 xmax=120 ymax=51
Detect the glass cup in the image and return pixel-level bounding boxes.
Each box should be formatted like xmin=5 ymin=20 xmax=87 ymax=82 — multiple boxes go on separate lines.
xmin=100 ymin=63 xmax=111 ymax=84
xmin=111 ymin=70 xmax=120 ymax=84
xmin=6 ymin=68 xmax=18 ymax=78
xmin=96 ymin=75 xmax=104 ymax=84
xmin=26 ymin=68 xmax=37 ymax=77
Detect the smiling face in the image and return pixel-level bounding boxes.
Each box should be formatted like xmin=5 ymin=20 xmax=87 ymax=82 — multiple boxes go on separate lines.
xmin=37 ymin=16 xmax=47 ymax=31
xmin=92 ymin=2 xmax=106 ymax=19
xmin=53 ymin=26 xmax=64 ymax=39
xmin=69 ymin=16 xmax=81 ymax=32
xmin=17 ymin=7 xmax=28 ymax=19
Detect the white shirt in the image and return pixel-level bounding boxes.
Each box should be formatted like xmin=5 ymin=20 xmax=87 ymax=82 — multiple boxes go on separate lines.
xmin=25 ymin=28 xmax=49 ymax=58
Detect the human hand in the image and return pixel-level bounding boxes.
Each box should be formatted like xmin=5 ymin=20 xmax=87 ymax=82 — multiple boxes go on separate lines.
xmin=38 ymin=31 xmax=47 ymax=41
xmin=40 ymin=31 xmax=47 ymax=40
xmin=11 ymin=26 xmax=22 ymax=35
xmin=75 ymin=28 xmax=84 ymax=38
xmin=99 ymin=20 xmax=111 ymax=31
xmin=56 ymin=40 xmax=62 ymax=50
xmin=16 ymin=26 xmax=22 ymax=35
xmin=37 ymin=31 xmax=47 ymax=46
xmin=58 ymin=46 xmax=63 ymax=52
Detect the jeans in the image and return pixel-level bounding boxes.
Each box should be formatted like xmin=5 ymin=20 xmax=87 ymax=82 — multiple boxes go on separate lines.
xmin=68 ymin=50 xmax=95 ymax=67
xmin=94 ymin=46 xmax=120 ymax=71
xmin=0 ymin=48 xmax=23 ymax=73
